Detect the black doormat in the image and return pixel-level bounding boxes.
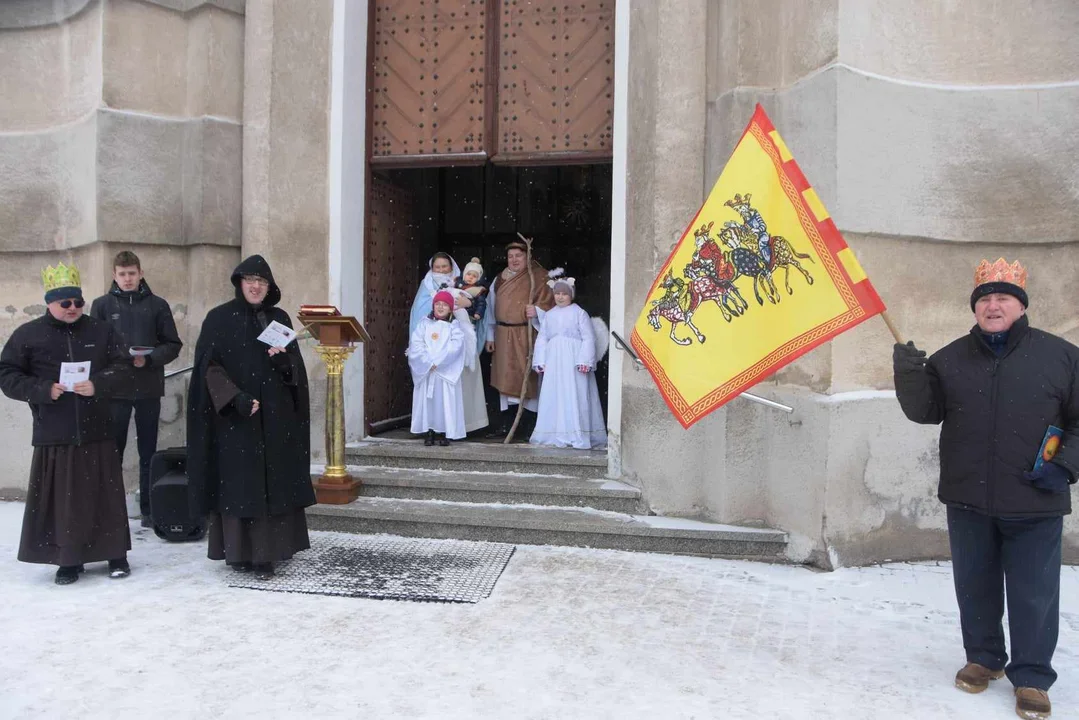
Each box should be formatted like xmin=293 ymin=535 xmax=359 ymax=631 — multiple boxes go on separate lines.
xmin=226 ymin=531 xmax=516 ymax=604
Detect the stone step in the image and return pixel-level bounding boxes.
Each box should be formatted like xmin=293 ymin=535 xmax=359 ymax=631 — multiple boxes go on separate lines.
xmin=306 ymin=497 xmax=789 ymax=559
xmin=345 ymin=440 xmax=608 ymax=479
xmin=317 ymin=465 xmax=642 ymax=513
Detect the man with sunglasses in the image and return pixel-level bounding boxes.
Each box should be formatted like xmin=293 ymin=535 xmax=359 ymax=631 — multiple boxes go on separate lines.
xmin=90 ymin=251 xmax=182 ymax=527
xmin=0 ymin=262 xmax=134 ymax=585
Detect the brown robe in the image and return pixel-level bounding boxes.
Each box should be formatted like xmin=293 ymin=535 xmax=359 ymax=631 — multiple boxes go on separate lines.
xmin=491 ymin=262 xmax=555 ymax=401
xmin=19 ymin=442 xmax=131 ymax=566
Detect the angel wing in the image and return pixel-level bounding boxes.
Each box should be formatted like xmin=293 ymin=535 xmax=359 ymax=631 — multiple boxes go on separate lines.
xmin=591 ymin=316 xmax=609 ymax=362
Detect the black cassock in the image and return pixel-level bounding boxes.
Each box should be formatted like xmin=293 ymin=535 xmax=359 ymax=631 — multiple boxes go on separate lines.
xmin=187 ymin=256 xmax=315 ymax=565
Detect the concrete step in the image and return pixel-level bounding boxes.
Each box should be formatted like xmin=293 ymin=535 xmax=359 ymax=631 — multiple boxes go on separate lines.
xmin=306 ymin=497 xmax=788 ymax=559
xmin=319 ymin=465 xmax=642 ymax=513
xmin=345 ymin=439 xmax=608 ymax=479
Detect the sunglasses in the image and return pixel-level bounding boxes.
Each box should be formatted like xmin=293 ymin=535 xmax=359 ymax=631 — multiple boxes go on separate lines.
xmin=59 ymin=299 xmax=85 ymax=309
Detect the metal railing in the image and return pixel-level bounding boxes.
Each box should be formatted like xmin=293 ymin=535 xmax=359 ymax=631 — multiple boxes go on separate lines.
xmin=165 ymin=366 xmax=193 ymax=380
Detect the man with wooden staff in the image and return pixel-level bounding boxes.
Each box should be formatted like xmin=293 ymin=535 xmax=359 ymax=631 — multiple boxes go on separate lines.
xmin=893 ymin=258 xmax=1078 ymax=720
xmin=484 ymin=239 xmax=555 ymax=440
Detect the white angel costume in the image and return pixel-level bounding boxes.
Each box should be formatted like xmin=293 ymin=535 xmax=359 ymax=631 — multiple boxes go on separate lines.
xmin=448 ymin=302 xmax=488 ymax=433
xmin=408 ymin=313 xmax=467 ymax=439
xmin=529 ymin=301 xmax=608 ymax=450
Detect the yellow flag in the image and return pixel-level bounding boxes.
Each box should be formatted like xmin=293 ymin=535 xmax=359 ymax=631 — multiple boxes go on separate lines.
xmin=630 ymin=105 xmax=885 ymax=428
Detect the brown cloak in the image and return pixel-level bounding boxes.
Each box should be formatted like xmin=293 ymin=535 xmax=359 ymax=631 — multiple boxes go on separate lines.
xmin=490 ymin=262 xmax=555 ymax=400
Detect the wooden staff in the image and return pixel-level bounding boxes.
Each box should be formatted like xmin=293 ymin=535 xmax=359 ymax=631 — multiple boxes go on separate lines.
xmin=504 ymin=232 xmax=536 ymax=444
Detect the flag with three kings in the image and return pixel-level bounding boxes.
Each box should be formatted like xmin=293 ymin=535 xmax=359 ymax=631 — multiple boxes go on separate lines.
xmin=630 ymin=104 xmax=885 ymax=428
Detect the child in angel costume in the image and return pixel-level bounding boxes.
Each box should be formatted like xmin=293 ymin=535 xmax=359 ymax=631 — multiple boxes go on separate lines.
xmin=530 ymin=275 xmax=608 ymax=450
xmin=408 ymin=291 xmax=469 ymax=446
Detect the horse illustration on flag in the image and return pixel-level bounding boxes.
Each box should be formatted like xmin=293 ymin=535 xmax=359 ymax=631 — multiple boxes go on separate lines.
xmin=631 ymin=104 xmax=885 ymax=428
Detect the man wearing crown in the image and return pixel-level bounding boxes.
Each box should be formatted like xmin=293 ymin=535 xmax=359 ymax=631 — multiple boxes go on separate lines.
xmin=893 ymin=258 xmax=1079 ymax=720
xmin=0 ymin=262 xmax=134 ymax=585
xmin=727 ymin=193 xmax=772 ymax=266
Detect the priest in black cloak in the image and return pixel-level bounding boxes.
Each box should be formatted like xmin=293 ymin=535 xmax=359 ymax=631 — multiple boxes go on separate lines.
xmin=187 ymin=255 xmax=315 ymax=579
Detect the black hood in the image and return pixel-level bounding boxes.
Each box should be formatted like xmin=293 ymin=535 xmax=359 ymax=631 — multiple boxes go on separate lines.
xmin=230 ymin=255 xmax=282 ymax=308
xmin=109 ymin=278 xmax=153 ymax=301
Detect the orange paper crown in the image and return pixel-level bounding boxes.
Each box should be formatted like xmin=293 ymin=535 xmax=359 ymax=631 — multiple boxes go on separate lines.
xmin=974 ymin=258 xmax=1027 ymax=289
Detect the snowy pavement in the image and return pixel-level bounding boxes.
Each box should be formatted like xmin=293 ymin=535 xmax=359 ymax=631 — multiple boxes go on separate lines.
xmin=1 ymin=501 xmax=1077 ymax=720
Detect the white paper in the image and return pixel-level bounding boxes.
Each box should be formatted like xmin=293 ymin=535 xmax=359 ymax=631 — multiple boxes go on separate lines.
xmin=257 ymin=320 xmax=297 ymax=349
xmin=59 ymin=361 xmax=90 ymax=392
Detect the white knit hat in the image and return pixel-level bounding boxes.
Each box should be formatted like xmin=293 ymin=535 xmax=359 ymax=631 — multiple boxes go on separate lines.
xmin=463 ymin=257 xmax=484 ymax=280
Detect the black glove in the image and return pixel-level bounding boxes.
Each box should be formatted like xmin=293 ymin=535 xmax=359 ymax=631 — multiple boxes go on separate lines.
xmin=270 ymin=350 xmax=292 ymax=371
xmin=893 ymin=341 xmax=927 ymax=373
xmin=232 ymin=392 xmax=257 ymax=417
xmin=1024 ymin=461 xmax=1073 ymax=494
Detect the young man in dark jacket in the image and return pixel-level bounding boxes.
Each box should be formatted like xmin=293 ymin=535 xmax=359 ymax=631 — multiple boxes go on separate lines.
xmin=0 ymin=262 xmax=134 ymax=584
xmin=894 ymin=258 xmax=1079 ymax=720
xmin=90 ymin=251 xmax=182 ymax=526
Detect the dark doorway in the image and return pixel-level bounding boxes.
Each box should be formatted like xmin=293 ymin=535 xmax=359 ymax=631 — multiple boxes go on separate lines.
xmin=364 ymin=163 xmax=612 ymax=437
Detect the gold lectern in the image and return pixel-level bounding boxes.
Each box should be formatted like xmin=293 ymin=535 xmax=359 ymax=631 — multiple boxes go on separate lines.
xmin=297 ymin=305 xmax=369 ymax=504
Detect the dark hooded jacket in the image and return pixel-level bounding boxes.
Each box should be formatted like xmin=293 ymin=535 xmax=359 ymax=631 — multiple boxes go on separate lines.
xmin=895 ymin=315 xmax=1079 ymax=518
xmin=186 ymin=255 xmax=315 ymax=518
xmin=0 ymin=313 xmax=132 ymax=446
xmin=90 ymin=279 xmax=183 ymax=399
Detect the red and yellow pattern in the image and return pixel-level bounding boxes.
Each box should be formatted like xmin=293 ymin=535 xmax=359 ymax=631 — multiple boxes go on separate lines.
xmin=631 ymin=104 xmax=885 ymax=429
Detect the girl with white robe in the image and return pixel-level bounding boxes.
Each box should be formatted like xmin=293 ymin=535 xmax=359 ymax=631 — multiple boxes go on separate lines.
xmin=408 ymin=291 xmax=467 ymax=445
xmin=408 ymin=253 xmax=488 ymax=434
xmin=530 ymin=278 xmax=607 ymax=450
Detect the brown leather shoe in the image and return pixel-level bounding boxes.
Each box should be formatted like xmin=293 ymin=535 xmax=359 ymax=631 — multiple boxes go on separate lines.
xmin=955 ymin=662 xmax=1005 ymax=693
xmin=1015 ymin=687 xmax=1051 ymax=719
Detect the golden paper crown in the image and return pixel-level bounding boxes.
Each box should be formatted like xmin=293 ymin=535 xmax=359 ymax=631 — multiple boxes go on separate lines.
xmin=974 ymin=258 xmax=1026 ymax=289
xmin=41 ymin=262 xmax=81 ymax=292
xmin=693 ymin=221 xmax=715 ymax=238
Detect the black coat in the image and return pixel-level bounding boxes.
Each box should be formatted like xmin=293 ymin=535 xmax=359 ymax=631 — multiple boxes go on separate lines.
xmin=895 ymin=315 xmax=1079 ymax=517
xmin=90 ymin=279 xmax=182 ymax=399
xmin=0 ymin=313 xmax=132 ymax=446
xmin=187 ymin=255 xmax=315 ymax=518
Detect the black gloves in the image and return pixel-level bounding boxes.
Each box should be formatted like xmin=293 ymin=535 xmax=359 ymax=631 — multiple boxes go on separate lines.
xmin=1024 ymin=462 xmax=1074 ymax=495
xmin=232 ymin=392 xmax=257 ymax=417
xmin=893 ymin=341 xmax=927 ymax=373
xmin=270 ymin=350 xmax=292 ymax=371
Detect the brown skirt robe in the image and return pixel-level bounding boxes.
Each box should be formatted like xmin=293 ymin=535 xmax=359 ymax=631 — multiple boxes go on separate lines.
xmin=203 ymin=363 xmax=311 ymax=565
xmin=490 ymin=264 xmax=554 ymax=400
xmin=206 ymin=509 xmax=310 ymax=565
xmin=18 ymin=441 xmax=131 ymax=566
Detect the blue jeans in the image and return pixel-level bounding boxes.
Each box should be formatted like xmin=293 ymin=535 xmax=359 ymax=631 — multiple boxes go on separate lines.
xmin=947 ymin=506 xmax=1063 ymax=690
xmin=110 ymin=399 xmax=161 ymax=516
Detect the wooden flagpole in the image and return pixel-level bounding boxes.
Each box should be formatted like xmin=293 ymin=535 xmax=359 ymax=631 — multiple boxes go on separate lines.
xmin=880 ymin=310 xmax=904 ymax=345
xmin=504 ymin=232 xmax=536 ymax=444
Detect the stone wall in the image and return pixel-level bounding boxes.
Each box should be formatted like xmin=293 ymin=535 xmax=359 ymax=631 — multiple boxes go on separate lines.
xmin=0 ymin=0 xmax=244 ymax=498
xmin=617 ymin=0 xmax=1079 ymax=567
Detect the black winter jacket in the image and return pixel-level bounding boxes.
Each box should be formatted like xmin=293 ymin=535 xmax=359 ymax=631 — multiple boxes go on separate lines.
xmin=90 ymin=280 xmax=182 ymax=399
xmin=895 ymin=315 xmax=1079 ymax=518
xmin=0 ymin=314 xmax=133 ymax=446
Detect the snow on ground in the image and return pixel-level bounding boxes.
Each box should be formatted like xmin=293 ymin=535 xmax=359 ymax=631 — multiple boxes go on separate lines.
xmin=1 ymin=500 xmax=1077 ymax=720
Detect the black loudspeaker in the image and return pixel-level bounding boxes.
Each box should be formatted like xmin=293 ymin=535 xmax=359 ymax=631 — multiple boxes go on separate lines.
xmin=149 ymin=447 xmax=205 ymax=542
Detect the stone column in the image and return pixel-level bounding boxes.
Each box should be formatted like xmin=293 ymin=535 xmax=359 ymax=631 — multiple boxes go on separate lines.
xmin=618 ymin=0 xmax=722 ymax=516
xmin=242 ymin=0 xmax=336 ymax=461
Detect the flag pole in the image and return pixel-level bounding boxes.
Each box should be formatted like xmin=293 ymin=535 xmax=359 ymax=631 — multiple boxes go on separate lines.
xmin=609 ymin=331 xmax=794 ymax=414
xmin=880 ymin=310 xmax=904 ymax=344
